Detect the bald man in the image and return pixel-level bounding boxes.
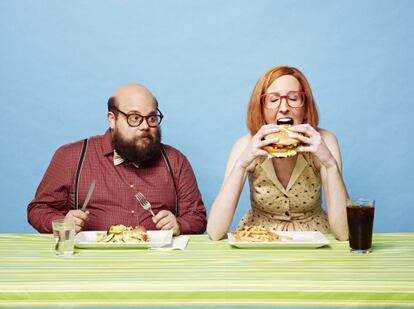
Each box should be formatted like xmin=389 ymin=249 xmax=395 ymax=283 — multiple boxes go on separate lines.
xmin=28 ymin=84 xmax=207 ymax=235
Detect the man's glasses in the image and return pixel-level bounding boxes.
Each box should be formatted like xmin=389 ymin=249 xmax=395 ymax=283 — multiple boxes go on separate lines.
xmin=111 ymin=106 xmax=164 ymax=127
xmin=261 ymin=91 xmax=305 ymax=109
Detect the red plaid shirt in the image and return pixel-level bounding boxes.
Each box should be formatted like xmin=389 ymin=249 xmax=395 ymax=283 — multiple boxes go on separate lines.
xmin=27 ymin=130 xmax=207 ymax=234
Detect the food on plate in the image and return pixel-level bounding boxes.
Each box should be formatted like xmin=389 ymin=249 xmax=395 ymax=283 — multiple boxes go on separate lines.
xmin=263 ymin=124 xmax=301 ymax=158
xmin=232 ymin=225 xmax=280 ymax=242
xmin=97 ymin=224 xmax=148 ymax=243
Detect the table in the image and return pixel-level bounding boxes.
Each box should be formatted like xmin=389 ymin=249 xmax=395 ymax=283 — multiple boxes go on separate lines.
xmin=0 ymin=233 xmax=413 ymax=308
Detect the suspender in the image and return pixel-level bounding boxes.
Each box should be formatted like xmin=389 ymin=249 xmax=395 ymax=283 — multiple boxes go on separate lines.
xmin=73 ymin=139 xmax=178 ymax=215
xmin=161 ymin=145 xmax=179 ymax=216
xmin=74 ymin=139 xmax=88 ymax=209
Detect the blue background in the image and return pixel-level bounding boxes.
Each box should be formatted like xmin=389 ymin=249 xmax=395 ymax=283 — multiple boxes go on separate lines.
xmin=1 ymin=0 xmax=413 ymax=233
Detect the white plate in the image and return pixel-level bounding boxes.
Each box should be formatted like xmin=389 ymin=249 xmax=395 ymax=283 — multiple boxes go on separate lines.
xmin=75 ymin=230 xmax=173 ymax=248
xmin=228 ymin=231 xmax=330 ymax=249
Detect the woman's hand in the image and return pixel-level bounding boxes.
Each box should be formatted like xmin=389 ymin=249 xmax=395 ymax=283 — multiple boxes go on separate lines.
xmin=238 ymin=124 xmax=280 ymax=171
xmin=288 ymin=124 xmax=336 ymax=168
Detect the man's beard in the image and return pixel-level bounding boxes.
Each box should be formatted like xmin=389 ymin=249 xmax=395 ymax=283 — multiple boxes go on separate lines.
xmin=112 ymin=128 xmax=162 ymax=166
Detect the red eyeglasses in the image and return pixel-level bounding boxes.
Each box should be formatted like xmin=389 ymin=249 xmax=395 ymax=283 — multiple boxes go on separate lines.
xmin=261 ymin=91 xmax=305 ymax=108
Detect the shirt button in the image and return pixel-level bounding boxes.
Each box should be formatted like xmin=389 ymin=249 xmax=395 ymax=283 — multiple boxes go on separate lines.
xmin=131 ymin=210 xmax=135 ymax=214
xmin=130 ymin=184 xmax=134 ymax=188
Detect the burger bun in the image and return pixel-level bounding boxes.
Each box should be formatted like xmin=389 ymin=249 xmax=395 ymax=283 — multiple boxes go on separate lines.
xmin=263 ymin=125 xmax=300 ymax=158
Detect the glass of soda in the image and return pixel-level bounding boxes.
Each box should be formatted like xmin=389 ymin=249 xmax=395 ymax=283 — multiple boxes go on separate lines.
xmin=346 ymin=198 xmax=375 ymax=254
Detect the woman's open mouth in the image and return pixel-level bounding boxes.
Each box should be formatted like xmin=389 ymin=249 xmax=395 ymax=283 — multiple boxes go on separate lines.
xmin=277 ymin=117 xmax=294 ymax=125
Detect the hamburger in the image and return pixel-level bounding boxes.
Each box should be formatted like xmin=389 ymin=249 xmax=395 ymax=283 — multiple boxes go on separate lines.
xmin=263 ymin=125 xmax=301 ymax=158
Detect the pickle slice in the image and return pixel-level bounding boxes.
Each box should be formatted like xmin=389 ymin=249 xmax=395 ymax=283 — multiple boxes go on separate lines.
xmin=108 ymin=224 xmax=127 ymax=234
xmin=102 ymin=233 xmax=115 ymax=242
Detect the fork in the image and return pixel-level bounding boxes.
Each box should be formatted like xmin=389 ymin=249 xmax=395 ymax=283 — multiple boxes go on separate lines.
xmin=135 ymin=192 xmax=155 ymax=217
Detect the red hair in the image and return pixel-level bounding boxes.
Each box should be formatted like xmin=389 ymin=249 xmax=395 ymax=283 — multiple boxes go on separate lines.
xmin=246 ymin=66 xmax=319 ymax=135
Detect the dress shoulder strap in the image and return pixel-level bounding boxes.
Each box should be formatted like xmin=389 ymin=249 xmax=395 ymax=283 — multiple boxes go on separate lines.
xmin=302 ymin=153 xmax=320 ymax=175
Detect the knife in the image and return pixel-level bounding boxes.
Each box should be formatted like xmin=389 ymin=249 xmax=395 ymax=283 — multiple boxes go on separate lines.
xmin=81 ymin=180 xmax=96 ymax=211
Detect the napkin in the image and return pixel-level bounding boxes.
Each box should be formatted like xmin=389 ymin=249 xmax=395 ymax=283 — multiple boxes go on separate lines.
xmin=150 ymin=236 xmax=190 ymax=250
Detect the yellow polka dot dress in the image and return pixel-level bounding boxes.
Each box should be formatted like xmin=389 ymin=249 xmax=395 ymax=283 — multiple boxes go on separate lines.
xmin=237 ymin=154 xmax=330 ymax=233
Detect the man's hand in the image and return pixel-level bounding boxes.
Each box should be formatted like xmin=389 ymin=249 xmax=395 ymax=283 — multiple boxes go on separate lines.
xmin=152 ymin=210 xmax=180 ymax=236
xmin=65 ymin=210 xmax=89 ymax=233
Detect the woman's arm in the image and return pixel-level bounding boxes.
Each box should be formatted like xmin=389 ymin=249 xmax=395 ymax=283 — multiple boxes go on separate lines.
xmin=289 ymin=125 xmax=349 ymax=240
xmin=318 ymin=129 xmax=348 ymax=240
xmin=207 ymin=125 xmax=281 ymax=240
xmin=207 ymin=136 xmax=250 ymax=240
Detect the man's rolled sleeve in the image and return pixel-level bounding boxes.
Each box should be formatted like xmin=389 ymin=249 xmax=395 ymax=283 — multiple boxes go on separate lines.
xmin=175 ymin=156 xmax=207 ymax=234
xmin=27 ymin=145 xmax=76 ymax=233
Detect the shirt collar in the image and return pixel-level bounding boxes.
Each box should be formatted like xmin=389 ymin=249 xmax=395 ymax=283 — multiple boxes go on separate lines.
xmin=259 ymin=154 xmax=308 ymax=194
xmin=102 ymin=129 xmax=114 ymax=156
xmin=113 ymin=150 xmax=139 ymax=168
xmin=113 ymin=149 xmax=124 ymax=166
xmin=102 ymin=129 xmax=139 ymax=168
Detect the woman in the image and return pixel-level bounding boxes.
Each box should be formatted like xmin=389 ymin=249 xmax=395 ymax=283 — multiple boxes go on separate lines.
xmin=207 ymin=66 xmax=348 ymax=241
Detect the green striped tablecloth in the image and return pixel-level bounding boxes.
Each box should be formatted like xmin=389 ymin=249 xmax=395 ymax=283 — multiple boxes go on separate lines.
xmin=0 ymin=233 xmax=413 ymax=308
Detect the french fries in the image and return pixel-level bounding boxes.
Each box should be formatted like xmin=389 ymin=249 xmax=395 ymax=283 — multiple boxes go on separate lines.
xmin=232 ymin=225 xmax=280 ymax=242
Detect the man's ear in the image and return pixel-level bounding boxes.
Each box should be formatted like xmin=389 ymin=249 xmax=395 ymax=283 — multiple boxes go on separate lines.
xmin=108 ymin=111 xmax=116 ymax=129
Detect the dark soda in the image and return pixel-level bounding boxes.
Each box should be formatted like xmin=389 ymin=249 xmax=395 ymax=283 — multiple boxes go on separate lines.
xmin=346 ymin=205 xmax=374 ymax=252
